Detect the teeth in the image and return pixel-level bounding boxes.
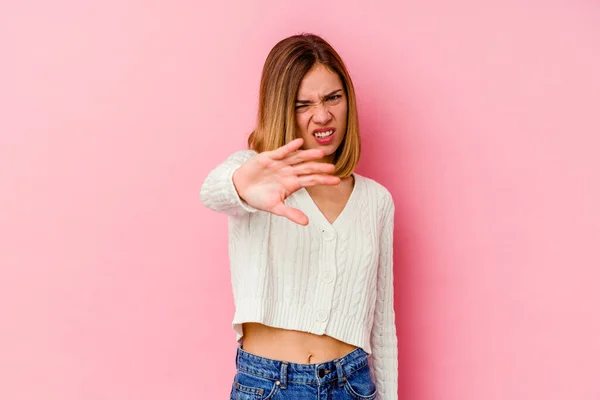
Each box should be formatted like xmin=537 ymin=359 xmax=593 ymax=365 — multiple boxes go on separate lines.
xmin=314 ymin=130 xmax=333 ymax=138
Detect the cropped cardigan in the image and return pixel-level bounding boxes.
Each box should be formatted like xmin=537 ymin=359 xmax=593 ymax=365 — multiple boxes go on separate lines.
xmin=200 ymin=150 xmax=398 ymax=399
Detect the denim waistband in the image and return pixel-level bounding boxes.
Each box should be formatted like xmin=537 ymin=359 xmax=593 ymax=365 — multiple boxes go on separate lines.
xmin=235 ymin=344 xmax=370 ymax=388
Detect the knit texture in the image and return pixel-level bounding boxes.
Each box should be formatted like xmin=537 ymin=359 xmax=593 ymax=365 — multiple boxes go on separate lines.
xmin=200 ymin=150 xmax=398 ymax=400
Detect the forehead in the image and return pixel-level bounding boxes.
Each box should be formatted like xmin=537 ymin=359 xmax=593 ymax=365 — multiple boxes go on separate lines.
xmin=296 ymin=64 xmax=343 ymax=99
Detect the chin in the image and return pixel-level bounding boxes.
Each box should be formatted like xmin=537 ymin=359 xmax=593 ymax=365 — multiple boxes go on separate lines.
xmin=307 ymin=144 xmax=338 ymax=155
xmin=327 ymin=140 xmax=344 ymax=153
xmin=322 ymin=146 xmax=340 ymax=156
xmin=300 ymin=136 xmax=343 ymax=156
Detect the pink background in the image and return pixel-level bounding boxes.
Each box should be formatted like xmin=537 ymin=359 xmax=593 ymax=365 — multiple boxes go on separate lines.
xmin=2 ymin=1 xmax=600 ymax=399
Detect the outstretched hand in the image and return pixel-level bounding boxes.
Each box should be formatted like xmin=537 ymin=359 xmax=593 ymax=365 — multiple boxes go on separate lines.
xmin=232 ymin=138 xmax=340 ymax=225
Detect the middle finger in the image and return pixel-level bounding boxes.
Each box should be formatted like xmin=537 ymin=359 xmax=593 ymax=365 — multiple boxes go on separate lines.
xmin=292 ymin=161 xmax=336 ymax=176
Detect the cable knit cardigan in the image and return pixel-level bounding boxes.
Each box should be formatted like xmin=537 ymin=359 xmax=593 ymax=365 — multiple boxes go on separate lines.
xmin=200 ymin=150 xmax=398 ymax=399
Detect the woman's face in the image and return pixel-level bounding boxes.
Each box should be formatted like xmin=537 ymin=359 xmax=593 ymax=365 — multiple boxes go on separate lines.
xmin=295 ymin=64 xmax=348 ymax=163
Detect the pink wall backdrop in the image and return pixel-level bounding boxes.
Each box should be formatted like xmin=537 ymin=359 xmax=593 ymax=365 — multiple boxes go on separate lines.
xmin=2 ymin=0 xmax=599 ymax=399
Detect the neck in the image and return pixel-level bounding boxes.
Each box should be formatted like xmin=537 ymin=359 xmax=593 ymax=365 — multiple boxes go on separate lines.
xmin=319 ymin=154 xmax=335 ymax=164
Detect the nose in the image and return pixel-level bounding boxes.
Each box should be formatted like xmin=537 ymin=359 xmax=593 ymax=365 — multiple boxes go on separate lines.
xmin=312 ymin=103 xmax=332 ymax=124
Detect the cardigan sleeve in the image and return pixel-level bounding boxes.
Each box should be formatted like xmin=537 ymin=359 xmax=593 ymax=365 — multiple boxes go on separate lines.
xmin=369 ymin=194 xmax=399 ymax=400
xmin=200 ymin=150 xmax=259 ymax=217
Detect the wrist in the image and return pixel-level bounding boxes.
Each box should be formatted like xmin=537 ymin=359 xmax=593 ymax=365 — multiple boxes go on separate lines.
xmin=232 ymin=168 xmax=247 ymax=202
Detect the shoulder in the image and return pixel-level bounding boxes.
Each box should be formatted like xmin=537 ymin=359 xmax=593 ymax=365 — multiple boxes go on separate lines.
xmin=355 ymin=173 xmax=394 ymax=210
xmin=213 ymin=149 xmax=259 ymax=169
xmin=355 ymin=173 xmax=395 ymax=230
xmin=226 ymin=149 xmax=258 ymax=161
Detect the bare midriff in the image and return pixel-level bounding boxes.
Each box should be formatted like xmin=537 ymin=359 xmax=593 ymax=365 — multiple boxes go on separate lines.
xmin=241 ymin=322 xmax=358 ymax=364
xmin=241 ymin=178 xmax=358 ymax=364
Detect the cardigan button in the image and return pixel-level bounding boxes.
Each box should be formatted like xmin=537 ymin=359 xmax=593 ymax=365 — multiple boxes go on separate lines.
xmin=322 ymin=270 xmax=334 ymax=283
xmin=322 ymin=230 xmax=336 ymax=241
xmin=316 ymin=309 xmax=328 ymax=322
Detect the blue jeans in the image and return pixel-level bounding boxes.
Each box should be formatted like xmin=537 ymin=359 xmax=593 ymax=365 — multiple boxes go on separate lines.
xmin=230 ymin=343 xmax=377 ymax=400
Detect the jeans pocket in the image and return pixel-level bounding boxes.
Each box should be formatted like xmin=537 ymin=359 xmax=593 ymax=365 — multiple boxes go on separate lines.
xmin=231 ymin=370 xmax=280 ymax=400
xmin=343 ymin=364 xmax=377 ymax=400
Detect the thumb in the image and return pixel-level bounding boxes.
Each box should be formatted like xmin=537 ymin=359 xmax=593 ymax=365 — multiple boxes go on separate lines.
xmin=270 ymin=203 xmax=309 ymax=226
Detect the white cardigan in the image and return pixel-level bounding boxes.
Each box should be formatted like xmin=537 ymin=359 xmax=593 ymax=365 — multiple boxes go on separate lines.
xmin=200 ymin=150 xmax=398 ymax=399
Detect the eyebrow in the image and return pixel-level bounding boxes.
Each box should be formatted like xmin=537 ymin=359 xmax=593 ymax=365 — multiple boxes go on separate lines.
xmin=296 ymin=89 xmax=343 ymax=104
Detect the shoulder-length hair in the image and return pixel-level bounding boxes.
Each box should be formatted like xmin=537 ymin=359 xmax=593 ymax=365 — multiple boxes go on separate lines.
xmin=248 ymin=33 xmax=360 ymax=178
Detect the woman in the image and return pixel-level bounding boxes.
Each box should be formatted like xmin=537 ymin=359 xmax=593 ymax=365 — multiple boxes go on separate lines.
xmin=201 ymin=33 xmax=398 ymax=400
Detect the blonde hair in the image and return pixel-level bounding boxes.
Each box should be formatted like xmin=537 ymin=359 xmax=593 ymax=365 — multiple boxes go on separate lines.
xmin=248 ymin=33 xmax=360 ymax=178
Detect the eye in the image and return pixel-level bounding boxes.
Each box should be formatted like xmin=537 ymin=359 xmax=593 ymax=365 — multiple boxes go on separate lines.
xmin=295 ymin=104 xmax=308 ymax=110
xmin=326 ymin=95 xmax=342 ymax=102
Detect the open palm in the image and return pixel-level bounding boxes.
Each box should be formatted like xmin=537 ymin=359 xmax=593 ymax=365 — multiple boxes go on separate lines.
xmin=233 ymin=138 xmax=340 ymax=225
